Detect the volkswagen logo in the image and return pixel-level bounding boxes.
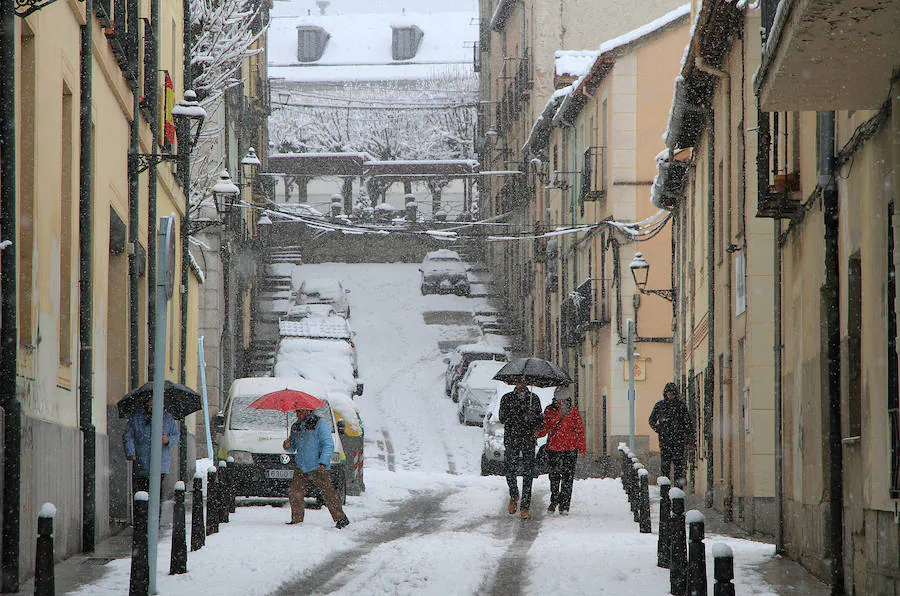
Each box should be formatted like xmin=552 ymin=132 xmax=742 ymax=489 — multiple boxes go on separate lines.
xmin=280 ymin=453 xmax=291 ymax=465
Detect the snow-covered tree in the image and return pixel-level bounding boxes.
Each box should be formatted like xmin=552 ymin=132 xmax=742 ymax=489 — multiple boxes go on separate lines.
xmin=189 ymin=0 xmax=267 ymax=214
xmin=268 ymin=69 xmax=478 ymax=162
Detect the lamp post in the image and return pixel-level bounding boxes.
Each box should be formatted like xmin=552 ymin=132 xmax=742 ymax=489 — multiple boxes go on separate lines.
xmin=172 ymin=89 xmax=206 ymax=483
xmin=212 ymin=170 xmax=239 ymax=396
xmin=240 ymin=147 xmax=261 ymax=188
xmin=629 ymin=252 xmax=675 ymax=303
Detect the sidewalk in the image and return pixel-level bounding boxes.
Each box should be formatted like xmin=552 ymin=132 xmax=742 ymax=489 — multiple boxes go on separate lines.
xmin=13 ymin=502 xmax=174 ymax=595
xmin=682 ymin=492 xmax=831 ymax=595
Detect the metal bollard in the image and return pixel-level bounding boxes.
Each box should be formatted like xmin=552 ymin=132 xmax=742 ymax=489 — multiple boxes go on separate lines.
xmin=226 ymin=456 xmax=237 ymax=513
xmin=206 ymin=467 xmax=219 ymax=535
xmin=686 ymin=510 xmax=707 ymax=595
xmin=191 ymin=473 xmax=205 ymax=551
xmin=712 ymin=543 xmax=735 ymax=596
xmin=35 ymin=503 xmax=56 ymax=596
xmin=638 ymin=468 xmax=652 ymax=533
xmin=217 ymin=461 xmax=229 ymax=523
xmin=129 ymin=491 xmax=150 ymax=596
xmin=169 ymin=481 xmax=187 ymax=575
xmin=631 ymin=461 xmax=643 ymax=522
xmin=657 ymin=476 xmax=672 ymax=568
xmin=617 ymin=444 xmax=628 ymax=495
xmin=669 ymin=487 xmax=687 ymax=596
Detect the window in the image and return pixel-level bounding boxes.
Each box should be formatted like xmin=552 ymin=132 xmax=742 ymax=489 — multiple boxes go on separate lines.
xmin=391 ymin=25 xmax=423 ymax=61
xmin=847 ymin=253 xmax=862 ymax=438
xmin=735 ymin=252 xmax=746 ymax=315
xmin=297 ymin=26 xmax=329 ymax=62
xmin=887 ymin=205 xmax=898 ymax=497
xmin=19 ymin=25 xmax=36 ymax=348
xmin=59 ymin=85 xmax=74 ymax=364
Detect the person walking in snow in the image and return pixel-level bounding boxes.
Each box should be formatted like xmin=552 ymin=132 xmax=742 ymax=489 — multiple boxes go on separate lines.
xmin=498 ymin=377 xmax=543 ymax=520
xmin=535 ymin=386 xmax=586 ymax=515
xmin=123 ymin=399 xmax=180 ymax=497
xmin=649 ymin=382 xmax=693 ymax=488
xmin=282 ymin=407 xmax=350 ymax=529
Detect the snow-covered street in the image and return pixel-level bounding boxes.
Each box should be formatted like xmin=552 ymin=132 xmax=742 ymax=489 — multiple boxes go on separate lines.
xmin=69 ymin=263 xmax=817 ymax=595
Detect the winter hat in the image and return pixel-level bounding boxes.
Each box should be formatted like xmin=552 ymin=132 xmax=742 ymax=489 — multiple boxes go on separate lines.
xmin=664 ymin=382 xmax=679 ymax=398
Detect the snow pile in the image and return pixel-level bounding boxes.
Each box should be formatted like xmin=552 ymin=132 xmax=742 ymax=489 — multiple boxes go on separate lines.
xmin=554 ymin=50 xmax=601 ymax=78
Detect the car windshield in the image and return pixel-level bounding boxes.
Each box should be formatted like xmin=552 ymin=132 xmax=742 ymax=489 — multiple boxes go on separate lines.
xmin=229 ymin=394 xmax=335 ymax=432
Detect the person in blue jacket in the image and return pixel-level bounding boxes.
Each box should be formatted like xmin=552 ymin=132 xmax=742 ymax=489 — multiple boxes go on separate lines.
xmin=123 ymin=399 xmax=180 ymax=496
xmin=282 ymin=407 xmax=350 ymax=528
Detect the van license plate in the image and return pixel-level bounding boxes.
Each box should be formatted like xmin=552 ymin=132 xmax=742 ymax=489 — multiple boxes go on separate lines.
xmin=265 ymin=469 xmax=293 ymax=479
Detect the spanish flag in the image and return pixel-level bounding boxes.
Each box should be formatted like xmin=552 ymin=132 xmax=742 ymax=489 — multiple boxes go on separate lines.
xmin=161 ymin=71 xmax=176 ymax=148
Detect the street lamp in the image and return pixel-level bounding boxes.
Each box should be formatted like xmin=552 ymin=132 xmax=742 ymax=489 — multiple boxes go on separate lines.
xmin=629 ymin=252 xmax=675 ymax=302
xmin=240 ymin=147 xmax=261 ymax=184
xmin=212 ymin=170 xmax=240 ymax=220
xmin=171 ymin=89 xmax=207 ymax=151
xmin=485 ymin=127 xmax=498 ymax=144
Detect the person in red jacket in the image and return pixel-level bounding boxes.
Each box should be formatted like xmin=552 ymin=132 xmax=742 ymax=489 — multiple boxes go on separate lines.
xmin=535 ymin=386 xmax=586 ymax=515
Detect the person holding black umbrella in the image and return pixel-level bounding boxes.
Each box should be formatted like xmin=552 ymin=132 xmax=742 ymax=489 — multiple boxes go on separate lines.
xmin=123 ymin=399 xmax=180 ymax=498
xmin=498 ymin=376 xmax=543 ymax=520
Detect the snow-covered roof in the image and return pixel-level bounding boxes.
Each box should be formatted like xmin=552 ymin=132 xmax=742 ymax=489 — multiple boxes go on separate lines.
xmin=595 ymin=4 xmax=690 ymax=56
xmin=272 ymin=0 xmax=473 ymax=16
xmin=554 ymin=50 xmax=601 ymax=78
xmin=268 ymin=7 xmax=477 ymax=83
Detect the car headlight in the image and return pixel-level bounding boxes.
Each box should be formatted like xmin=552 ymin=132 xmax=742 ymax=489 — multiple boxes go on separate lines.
xmin=227 ymin=450 xmax=254 ymax=464
xmin=330 ymin=451 xmax=343 ymax=465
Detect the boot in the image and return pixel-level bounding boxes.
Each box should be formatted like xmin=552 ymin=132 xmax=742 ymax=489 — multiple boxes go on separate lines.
xmin=507 ymin=498 xmax=518 ymax=514
xmin=520 ymin=508 xmax=531 ymax=520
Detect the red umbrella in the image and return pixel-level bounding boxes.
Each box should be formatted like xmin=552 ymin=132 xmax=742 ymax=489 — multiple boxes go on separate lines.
xmin=249 ymin=388 xmax=327 ymax=412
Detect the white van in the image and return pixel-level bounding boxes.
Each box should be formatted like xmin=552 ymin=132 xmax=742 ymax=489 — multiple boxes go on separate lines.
xmin=214 ymin=377 xmax=349 ymax=503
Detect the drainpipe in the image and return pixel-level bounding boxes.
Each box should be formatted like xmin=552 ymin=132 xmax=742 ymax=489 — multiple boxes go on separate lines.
xmin=774 ymin=215 xmax=784 ymax=554
xmin=696 ymin=56 xmax=733 ymax=518
xmin=705 ymin=111 xmax=716 ymax=509
xmin=178 ymin=0 xmax=192 ymax=482
xmin=79 ymin=0 xmax=97 ymax=554
xmin=0 ymin=0 xmax=21 ymax=589
xmin=893 ymin=82 xmax=900 ymax=413
xmin=819 ymin=111 xmax=844 ymax=595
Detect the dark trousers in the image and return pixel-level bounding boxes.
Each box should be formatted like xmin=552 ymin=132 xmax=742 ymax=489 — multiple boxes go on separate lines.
xmin=504 ymin=438 xmax=535 ymax=509
xmin=661 ymin=449 xmax=686 ymax=487
xmin=289 ymin=468 xmax=345 ymax=523
xmin=132 ymin=473 xmax=166 ymax=497
xmin=548 ymin=450 xmax=578 ymax=511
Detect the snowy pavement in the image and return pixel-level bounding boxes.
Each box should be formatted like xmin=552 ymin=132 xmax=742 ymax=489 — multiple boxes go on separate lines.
xmin=64 ymin=263 xmax=823 ymax=595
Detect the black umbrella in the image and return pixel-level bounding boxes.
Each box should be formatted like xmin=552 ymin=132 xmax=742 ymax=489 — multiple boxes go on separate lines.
xmin=492 ymin=357 xmax=572 ymax=388
xmin=116 ymin=381 xmax=203 ymax=420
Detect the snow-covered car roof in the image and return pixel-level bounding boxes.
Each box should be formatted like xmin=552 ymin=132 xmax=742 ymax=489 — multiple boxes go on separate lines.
xmin=299 ymin=278 xmax=345 ymax=299
xmin=274 ymin=337 xmax=356 ymax=395
xmin=279 ymin=317 xmax=352 ymax=340
xmin=459 ymin=361 xmax=508 ymax=392
xmin=285 ymin=303 xmax=339 ymax=320
xmin=424 ymin=249 xmax=461 ymax=262
xmin=456 ymin=341 xmax=508 ymax=357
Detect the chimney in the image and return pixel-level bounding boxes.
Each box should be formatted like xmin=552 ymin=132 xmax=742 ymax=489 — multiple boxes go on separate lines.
xmin=316 ymin=0 xmax=330 ymax=15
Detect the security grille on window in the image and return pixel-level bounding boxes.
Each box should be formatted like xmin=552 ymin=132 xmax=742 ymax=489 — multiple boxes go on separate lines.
xmin=297 ymin=26 xmax=329 ymax=62
xmin=392 ymin=25 xmax=423 ymax=61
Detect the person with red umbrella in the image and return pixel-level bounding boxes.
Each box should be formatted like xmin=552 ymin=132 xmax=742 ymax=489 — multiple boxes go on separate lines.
xmin=261 ymin=388 xmax=349 ymax=529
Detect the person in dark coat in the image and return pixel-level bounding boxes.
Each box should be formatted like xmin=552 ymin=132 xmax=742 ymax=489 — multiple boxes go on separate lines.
xmin=498 ymin=377 xmax=543 ymax=520
xmin=648 ymin=382 xmax=692 ymax=487
xmin=123 ymin=399 xmax=180 ymax=497
xmin=535 ymin=386 xmax=586 ymax=515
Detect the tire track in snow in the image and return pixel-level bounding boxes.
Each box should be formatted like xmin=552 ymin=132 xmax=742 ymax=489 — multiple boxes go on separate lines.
xmin=268 ymin=489 xmax=455 ymax=596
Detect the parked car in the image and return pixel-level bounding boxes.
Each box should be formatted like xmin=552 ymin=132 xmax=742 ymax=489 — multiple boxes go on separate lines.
xmin=444 ymin=341 xmax=509 ymax=401
xmin=279 ymin=316 xmax=359 ymax=378
xmin=456 ymin=360 xmax=508 ymax=425
xmin=214 ymin=377 xmax=349 ymax=503
xmin=480 ymin=385 xmax=557 ymax=476
xmin=326 ymin=391 xmax=365 ymax=496
xmin=292 ymin=275 xmax=351 ymax=318
xmin=419 ymin=249 xmax=470 ymax=295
